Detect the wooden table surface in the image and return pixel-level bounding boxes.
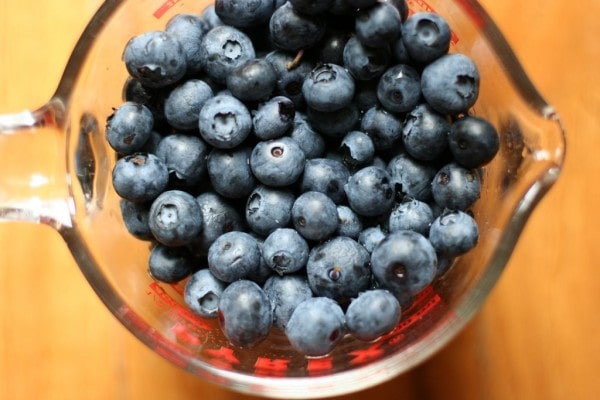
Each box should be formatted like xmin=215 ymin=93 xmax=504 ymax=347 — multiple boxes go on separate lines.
xmin=1 ymin=0 xmax=598 ymax=399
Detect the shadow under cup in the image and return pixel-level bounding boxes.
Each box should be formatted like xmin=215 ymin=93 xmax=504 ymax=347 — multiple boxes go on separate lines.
xmin=29 ymin=0 xmax=566 ymax=397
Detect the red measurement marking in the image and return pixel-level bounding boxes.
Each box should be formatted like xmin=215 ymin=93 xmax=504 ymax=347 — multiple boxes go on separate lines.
xmin=306 ymin=357 xmax=333 ymax=375
xmin=395 ymin=293 xmax=442 ymax=334
xmin=349 ymin=342 xmax=385 ymax=365
xmin=387 ymin=332 xmax=406 ymax=346
xmin=205 ymin=347 xmax=240 ymax=370
xmin=407 ymin=0 xmax=435 ymax=13
xmin=254 ymin=357 xmax=290 ymax=377
xmin=172 ymin=322 xmax=203 ymax=347
xmin=153 ymin=0 xmax=182 ymax=19
xmin=377 ymin=289 xmax=443 ymax=347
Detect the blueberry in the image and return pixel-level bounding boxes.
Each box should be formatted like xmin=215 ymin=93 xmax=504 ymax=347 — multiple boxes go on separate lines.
xmin=269 ymin=2 xmax=326 ymax=52
xmin=391 ymin=35 xmax=412 ymax=64
xmin=248 ymin=240 xmax=276 ymax=284
xmin=263 ymin=274 xmax=313 ymax=330
xmin=262 ymin=228 xmax=310 ymax=275
xmin=112 ymin=153 xmax=169 ymax=203
xmin=194 ymin=192 xmax=245 ymax=254
xmin=353 ymin=79 xmax=380 ymax=112
xmin=199 ymin=25 xmax=256 ymax=84
xmin=289 ymin=0 xmax=334 ymax=15
xmin=318 ymin=29 xmax=350 ymax=65
xmin=148 ymin=190 xmax=203 ymax=247
xmin=429 ymin=210 xmax=479 ymax=256
xmin=292 ymin=191 xmax=339 ymax=241
xmin=345 ymin=0 xmax=377 ymax=8
xmin=402 ymin=103 xmax=451 ymax=161
xmin=360 ymin=106 xmax=404 ymax=150
xmin=300 ymin=158 xmax=350 ymax=204
xmin=121 ymin=78 xmax=166 ymax=121
xmin=342 ymin=36 xmax=390 ymax=81
xmin=165 ymin=13 xmax=206 ymax=75
xmin=345 ymin=289 xmax=401 ymax=341
xmin=285 ymin=297 xmax=346 ymax=356
xmin=421 ymin=53 xmax=480 ymax=115
xmin=214 ymin=0 xmax=274 ymax=28
xmin=383 ymin=0 xmax=409 ymax=21
xmin=164 ymin=79 xmax=214 ymax=131
xmin=106 ymin=102 xmax=153 ymax=154
xmin=377 ymin=64 xmax=422 ymax=114
xmin=302 ymin=63 xmax=355 ymax=112
xmin=252 ymin=96 xmax=296 ymax=140
xmin=345 ymin=166 xmax=395 ymax=217
xmin=336 ymin=205 xmax=364 ymax=239
xmin=155 ymin=134 xmax=209 ymax=187
xmin=307 ymin=236 xmax=371 ymax=303
xmin=358 ymin=225 xmax=386 ymax=253
xmin=208 ymin=231 xmax=262 ymax=282
xmin=198 ymin=94 xmax=252 ymax=149
xmin=289 ymin=112 xmax=327 ymax=158
xmin=387 ymin=153 xmax=437 ymax=201
xmin=431 ymin=162 xmax=481 ymax=210
xmin=200 ymin=4 xmax=223 ymax=28
xmin=306 ymin=102 xmax=360 ymax=139
xmin=250 ymin=137 xmax=306 ymax=187
xmin=246 ymin=185 xmax=296 ymax=236
xmin=226 ymin=58 xmax=277 ymax=102
xmin=448 ymin=116 xmax=500 ymax=168
xmin=138 ymin=130 xmax=164 ymax=154
xmin=207 ymin=145 xmax=256 ymax=199
xmin=148 ymin=244 xmax=194 ymax=283
xmin=340 ymin=130 xmax=375 ymax=169
xmin=184 ymin=268 xmax=227 ymax=318
xmin=265 ymin=50 xmax=315 ymax=108
xmin=218 ymin=280 xmax=273 ymax=348
xmin=388 ymin=198 xmax=434 ymax=236
xmin=119 ymin=199 xmax=153 ymax=241
xmin=355 ymin=2 xmax=402 ymax=48
xmin=122 ymin=30 xmax=187 ymax=88
xmin=371 ymin=230 xmax=437 ymax=299
xmin=401 ymin=12 xmax=451 ymax=65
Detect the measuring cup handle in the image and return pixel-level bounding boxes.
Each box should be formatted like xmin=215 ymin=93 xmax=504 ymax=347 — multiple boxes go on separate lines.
xmin=0 ymin=99 xmax=72 ymax=229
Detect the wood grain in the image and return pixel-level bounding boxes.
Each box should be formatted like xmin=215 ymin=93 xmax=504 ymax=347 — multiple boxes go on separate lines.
xmin=1 ymin=0 xmax=598 ymax=399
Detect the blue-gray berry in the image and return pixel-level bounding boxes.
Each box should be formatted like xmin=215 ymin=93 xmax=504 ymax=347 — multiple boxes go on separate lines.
xmin=262 ymin=228 xmax=310 ymax=275
xmin=218 ymin=280 xmax=273 ymax=348
xmin=285 ymin=297 xmax=345 ymax=356
xmin=429 ymin=210 xmax=479 ymax=256
xmin=112 ymin=153 xmax=169 ymax=203
xmin=263 ymin=274 xmax=313 ymax=330
xmin=208 ymin=231 xmax=262 ymax=283
xmin=106 ymin=102 xmax=154 ymax=154
xmin=344 ymin=166 xmax=395 ymax=217
xmin=345 ymin=289 xmax=401 ymax=341
xmin=122 ymin=30 xmax=187 ymax=88
xmin=371 ymin=230 xmax=437 ymax=299
xmin=184 ymin=268 xmax=227 ymax=318
xmin=148 ymin=190 xmax=203 ymax=247
xmin=292 ymin=191 xmax=339 ymax=241
xmin=307 ymin=236 xmax=371 ymax=303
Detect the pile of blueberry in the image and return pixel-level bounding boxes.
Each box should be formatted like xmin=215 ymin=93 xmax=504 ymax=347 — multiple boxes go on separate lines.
xmin=106 ymin=0 xmax=500 ymax=357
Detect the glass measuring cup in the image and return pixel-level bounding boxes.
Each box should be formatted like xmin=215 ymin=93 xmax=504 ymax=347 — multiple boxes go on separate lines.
xmin=0 ymin=0 xmax=566 ymax=397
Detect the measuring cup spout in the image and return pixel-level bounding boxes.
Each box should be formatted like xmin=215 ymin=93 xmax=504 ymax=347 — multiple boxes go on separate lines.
xmin=0 ymin=99 xmax=73 ymax=229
